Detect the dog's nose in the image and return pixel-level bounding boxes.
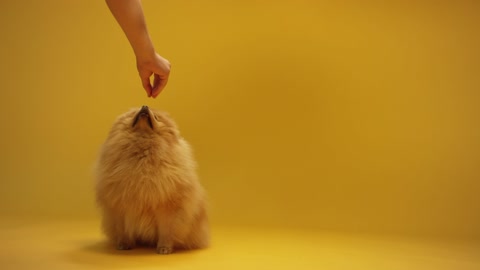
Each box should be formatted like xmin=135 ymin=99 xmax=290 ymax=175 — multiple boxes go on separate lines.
xmin=140 ymin=105 xmax=149 ymax=113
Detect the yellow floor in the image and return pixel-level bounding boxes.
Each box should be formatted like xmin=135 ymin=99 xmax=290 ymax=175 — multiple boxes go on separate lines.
xmin=1 ymin=218 xmax=479 ymax=270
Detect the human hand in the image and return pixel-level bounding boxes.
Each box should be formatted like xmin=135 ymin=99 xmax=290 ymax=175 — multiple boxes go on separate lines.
xmin=136 ymin=52 xmax=171 ymax=98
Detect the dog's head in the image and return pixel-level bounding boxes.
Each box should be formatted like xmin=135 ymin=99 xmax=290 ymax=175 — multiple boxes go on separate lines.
xmin=106 ymin=106 xmax=180 ymax=145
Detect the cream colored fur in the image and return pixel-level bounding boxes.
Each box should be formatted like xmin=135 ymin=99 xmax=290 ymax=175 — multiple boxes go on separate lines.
xmin=95 ymin=106 xmax=209 ymax=254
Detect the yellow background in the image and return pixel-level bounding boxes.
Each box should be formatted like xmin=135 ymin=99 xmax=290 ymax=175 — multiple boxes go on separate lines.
xmin=0 ymin=1 xmax=480 ymax=269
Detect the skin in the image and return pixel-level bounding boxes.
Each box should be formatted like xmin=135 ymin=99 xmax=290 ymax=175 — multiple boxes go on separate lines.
xmin=106 ymin=0 xmax=171 ymax=98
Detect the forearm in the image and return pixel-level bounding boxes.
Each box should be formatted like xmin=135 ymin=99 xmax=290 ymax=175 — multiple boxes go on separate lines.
xmin=105 ymin=0 xmax=155 ymax=58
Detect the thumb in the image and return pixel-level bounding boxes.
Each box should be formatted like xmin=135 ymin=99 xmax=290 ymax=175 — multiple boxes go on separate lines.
xmin=151 ymin=74 xmax=168 ymax=98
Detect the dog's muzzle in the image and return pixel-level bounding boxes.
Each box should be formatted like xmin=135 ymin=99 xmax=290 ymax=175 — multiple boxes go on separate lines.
xmin=132 ymin=105 xmax=153 ymax=129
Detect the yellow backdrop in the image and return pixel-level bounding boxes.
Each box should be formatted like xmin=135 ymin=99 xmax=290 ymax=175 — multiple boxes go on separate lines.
xmin=0 ymin=0 xmax=479 ymax=242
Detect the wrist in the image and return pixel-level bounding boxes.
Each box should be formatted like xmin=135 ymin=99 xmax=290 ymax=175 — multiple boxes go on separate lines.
xmin=131 ymin=37 xmax=156 ymax=61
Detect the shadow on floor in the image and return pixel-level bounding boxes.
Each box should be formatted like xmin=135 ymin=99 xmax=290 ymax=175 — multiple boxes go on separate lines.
xmin=63 ymin=239 xmax=202 ymax=268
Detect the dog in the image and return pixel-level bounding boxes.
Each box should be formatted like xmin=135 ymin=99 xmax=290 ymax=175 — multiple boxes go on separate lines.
xmin=95 ymin=106 xmax=209 ymax=254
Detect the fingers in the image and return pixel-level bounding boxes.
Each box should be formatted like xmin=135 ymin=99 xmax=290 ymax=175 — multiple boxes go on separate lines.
xmin=151 ymin=74 xmax=168 ymax=98
xmin=137 ymin=53 xmax=171 ymax=98
xmin=141 ymin=73 xmax=168 ymax=98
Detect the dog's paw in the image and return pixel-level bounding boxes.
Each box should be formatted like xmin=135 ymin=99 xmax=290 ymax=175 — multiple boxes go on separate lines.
xmin=116 ymin=242 xmax=133 ymax=250
xmin=156 ymin=246 xmax=173 ymax=254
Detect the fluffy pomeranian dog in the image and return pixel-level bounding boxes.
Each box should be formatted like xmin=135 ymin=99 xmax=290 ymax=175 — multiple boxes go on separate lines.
xmin=95 ymin=106 xmax=209 ymax=254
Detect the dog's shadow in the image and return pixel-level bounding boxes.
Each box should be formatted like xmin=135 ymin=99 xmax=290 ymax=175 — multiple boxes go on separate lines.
xmin=64 ymin=239 xmax=200 ymax=268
